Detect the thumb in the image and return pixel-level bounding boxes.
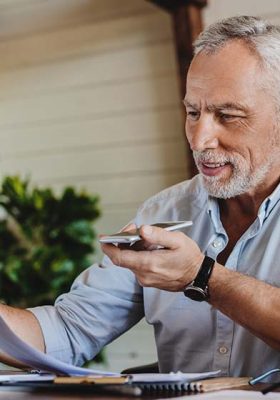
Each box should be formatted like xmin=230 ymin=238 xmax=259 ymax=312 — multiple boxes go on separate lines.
xmin=139 ymin=225 xmax=180 ymax=249
xmin=120 ymin=223 xmax=137 ymax=233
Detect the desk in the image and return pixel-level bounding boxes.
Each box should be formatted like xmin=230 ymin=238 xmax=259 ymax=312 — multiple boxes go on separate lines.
xmin=0 ymin=384 xmax=275 ymax=400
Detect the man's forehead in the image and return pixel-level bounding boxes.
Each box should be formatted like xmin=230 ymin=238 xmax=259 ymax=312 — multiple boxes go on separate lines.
xmin=189 ymin=40 xmax=260 ymax=72
xmin=187 ymin=62 xmax=259 ymax=91
xmin=185 ymin=49 xmax=264 ymax=109
xmin=187 ymin=41 xmax=262 ymax=91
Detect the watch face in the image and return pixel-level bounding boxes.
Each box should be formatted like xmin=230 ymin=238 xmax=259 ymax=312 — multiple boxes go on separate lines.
xmin=184 ymin=287 xmax=208 ymax=302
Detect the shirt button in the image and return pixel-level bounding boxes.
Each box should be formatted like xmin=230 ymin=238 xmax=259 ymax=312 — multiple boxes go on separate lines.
xmin=212 ymin=239 xmax=223 ymax=249
xmin=218 ymin=346 xmax=228 ymax=354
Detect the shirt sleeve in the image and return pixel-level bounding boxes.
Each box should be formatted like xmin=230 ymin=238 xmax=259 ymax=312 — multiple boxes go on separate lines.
xmin=29 ymin=255 xmax=144 ymax=366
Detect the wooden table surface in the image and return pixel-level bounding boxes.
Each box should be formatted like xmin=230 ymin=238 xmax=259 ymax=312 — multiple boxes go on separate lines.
xmin=0 ymin=384 xmax=274 ymax=400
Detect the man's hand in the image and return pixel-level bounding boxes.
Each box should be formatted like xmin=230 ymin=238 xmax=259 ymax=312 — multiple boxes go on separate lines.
xmin=101 ymin=224 xmax=204 ymax=291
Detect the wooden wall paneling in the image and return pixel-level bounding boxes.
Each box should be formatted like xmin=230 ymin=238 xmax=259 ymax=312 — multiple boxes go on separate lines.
xmin=0 ymin=0 xmax=156 ymax=40
xmin=0 ymin=0 xmax=190 ymax=371
xmin=1 ymin=141 xmax=187 ymax=181
xmin=0 ymin=75 xmax=180 ymax=126
xmin=0 ymin=42 xmax=177 ymax=100
xmin=105 ymin=319 xmax=157 ymax=371
xmin=47 ymin=170 xmax=188 ymax=208
xmin=204 ymin=0 xmax=280 ymax=26
xmin=0 ymin=108 xmax=183 ymax=156
xmin=0 ymin=12 xmax=173 ymax=71
xmin=0 ymin=0 xmax=188 ymax=234
xmin=146 ymin=0 xmax=206 ymax=13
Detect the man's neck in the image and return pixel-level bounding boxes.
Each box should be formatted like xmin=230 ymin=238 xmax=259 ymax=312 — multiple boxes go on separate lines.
xmin=219 ymin=176 xmax=280 ymax=223
xmin=218 ymin=178 xmax=280 ymax=241
xmin=216 ymin=176 xmax=280 ymax=264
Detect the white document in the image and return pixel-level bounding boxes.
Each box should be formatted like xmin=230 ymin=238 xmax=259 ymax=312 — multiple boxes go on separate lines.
xmin=172 ymin=390 xmax=280 ymax=399
xmin=0 ymin=315 xmax=117 ymax=376
xmin=131 ymin=370 xmax=221 ymax=383
xmin=0 ymin=315 xmax=220 ymax=382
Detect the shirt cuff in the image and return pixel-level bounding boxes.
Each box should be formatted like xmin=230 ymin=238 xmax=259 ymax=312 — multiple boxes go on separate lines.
xmin=28 ymin=305 xmax=74 ymax=364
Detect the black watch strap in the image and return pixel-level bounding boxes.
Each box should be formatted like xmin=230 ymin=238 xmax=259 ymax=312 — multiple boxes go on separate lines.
xmin=183 ymin=256 xmax=215 ymax=301
xmin=193 ymin=255 xmax=215 ymax=288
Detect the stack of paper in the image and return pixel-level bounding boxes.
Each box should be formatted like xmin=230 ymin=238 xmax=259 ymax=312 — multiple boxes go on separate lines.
xmin=0 ymin=315 xmax=220 ymax=387
xmin=0 ymin=315 xmax=114 ymax=376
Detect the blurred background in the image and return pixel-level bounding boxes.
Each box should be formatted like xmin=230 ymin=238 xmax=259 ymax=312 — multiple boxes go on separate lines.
xmin=0 ymin=0 xmax=279 ymax=372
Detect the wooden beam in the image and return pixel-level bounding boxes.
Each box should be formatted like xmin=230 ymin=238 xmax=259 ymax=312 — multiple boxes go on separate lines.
xmin=172 ymin=4 xmax=204 ymax=97
xmin=148 ymin=0 xmax=207 ymax=177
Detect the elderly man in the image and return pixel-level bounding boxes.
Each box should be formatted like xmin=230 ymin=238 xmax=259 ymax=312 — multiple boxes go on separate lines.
xmin=1 ymin=15 xmax=280 ymax=379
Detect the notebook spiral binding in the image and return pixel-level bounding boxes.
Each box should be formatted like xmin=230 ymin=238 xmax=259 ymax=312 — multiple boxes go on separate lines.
xmin=132 ymin=382 xmax=199 ymax=393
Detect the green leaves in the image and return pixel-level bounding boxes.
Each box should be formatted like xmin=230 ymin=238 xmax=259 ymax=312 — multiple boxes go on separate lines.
xmin=0 ymin=176 xmax=100 ymax=308
xmin=64 ymin=220 xmax=95 ymax=245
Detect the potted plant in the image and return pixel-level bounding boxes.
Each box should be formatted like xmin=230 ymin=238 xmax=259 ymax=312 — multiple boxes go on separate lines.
xmin=0 ymin=176 xmax=104 ymax=362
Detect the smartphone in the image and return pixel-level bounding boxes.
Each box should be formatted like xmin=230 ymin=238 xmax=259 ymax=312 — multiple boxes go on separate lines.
xmin=99 ymin=221 xmax=193 ymax=244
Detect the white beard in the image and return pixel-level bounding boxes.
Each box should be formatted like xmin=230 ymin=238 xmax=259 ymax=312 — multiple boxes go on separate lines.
xmin=193 ymin=150 xmax=273 ymax=199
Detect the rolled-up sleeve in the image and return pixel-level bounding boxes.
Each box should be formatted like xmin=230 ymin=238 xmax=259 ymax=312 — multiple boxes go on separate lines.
xmin=29 ymin=255 xmax=144 ymax=366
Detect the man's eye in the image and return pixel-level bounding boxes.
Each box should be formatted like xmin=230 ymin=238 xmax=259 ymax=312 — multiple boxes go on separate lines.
xmin=186 ymin=111 xmax=200 ymax=120
xmin=219 ymin=113 xmax=241 ymax=121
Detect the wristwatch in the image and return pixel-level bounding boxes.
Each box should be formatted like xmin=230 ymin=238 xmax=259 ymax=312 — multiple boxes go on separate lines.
xmin=183 ymin=256 xmax=215 ymax=302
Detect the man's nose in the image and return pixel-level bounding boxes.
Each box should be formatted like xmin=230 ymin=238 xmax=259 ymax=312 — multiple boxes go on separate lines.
xmin=186 ymin=115 xmax=219 ymax=152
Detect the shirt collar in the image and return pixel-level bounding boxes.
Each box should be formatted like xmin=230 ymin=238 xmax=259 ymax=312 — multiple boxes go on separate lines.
xmin=207 ymin=196 xmax=223 ymax=233
xmin=258 ymin=180 xmax=280 ymax=222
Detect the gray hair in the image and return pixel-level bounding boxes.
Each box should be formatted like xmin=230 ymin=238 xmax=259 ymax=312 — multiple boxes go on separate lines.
xmin=193 ymin=15 xmax=280 ymax=111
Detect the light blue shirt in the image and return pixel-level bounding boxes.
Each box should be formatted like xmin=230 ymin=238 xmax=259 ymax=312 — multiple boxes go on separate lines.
xmin=30 ymin=174 xmax=280 ymax=378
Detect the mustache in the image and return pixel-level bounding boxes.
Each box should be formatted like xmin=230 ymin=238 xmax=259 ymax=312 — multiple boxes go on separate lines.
xmin=193 ymin=150 xmax=236 ymax=164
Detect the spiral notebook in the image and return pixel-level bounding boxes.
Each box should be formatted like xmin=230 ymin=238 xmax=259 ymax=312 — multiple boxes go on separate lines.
xmin=129 ymin=375 xmax=249 ymax=393
xmin=0 ymin=374 xmax=249 ymax=395
xmin=52 ymin=371 xmax=232 ymax=394
xmin=128 ymin=371 xmax=222 ymax=392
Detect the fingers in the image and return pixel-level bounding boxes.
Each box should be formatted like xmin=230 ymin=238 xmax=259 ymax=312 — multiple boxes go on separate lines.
xmin=98 ymin=223 xmax=137 ymax=243
xmin=139 ymin=225 xmax=183 ymax=249
xmin=100 ymin=243 xmax=122 ymax=267
xmin=119 ymin=223 xmax=158 ymax=251
xmin=101 ymin=224 xmax=187 ymax=265
xmin=120 ymin=223 xmax=137 ymax=233
xmin=101 ymin=242 xmax=149 ymax=271
xmin=126 ymin=240 xmax=159 ymax=252
xmin=118 ymin=223 xmax=139 ymax=249
xmin=118 ymin=223 xmax=144 ymax=250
